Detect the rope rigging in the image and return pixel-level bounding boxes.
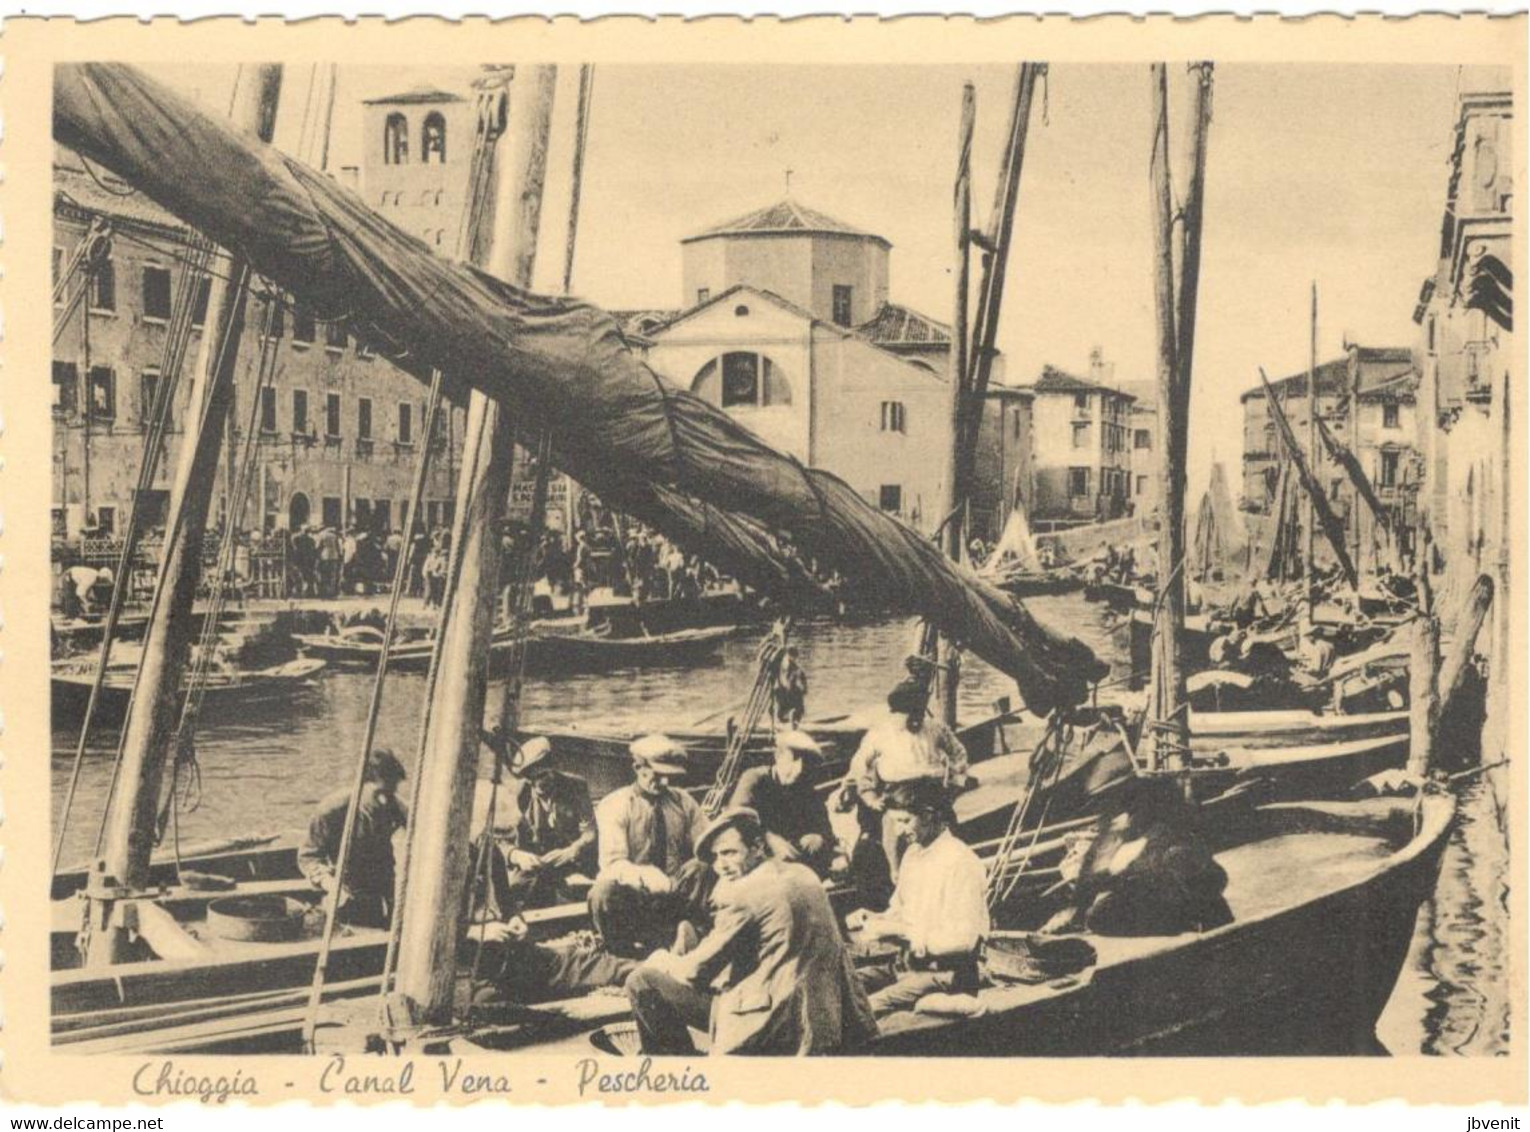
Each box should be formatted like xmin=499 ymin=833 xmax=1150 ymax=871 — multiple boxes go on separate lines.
xmin=153 ymin=283 xmax=287 ymax=853
xmin=51 ymin=229 xmax=220 ymax=878
xmin=703 ymin=617 xmax=792 ymax=818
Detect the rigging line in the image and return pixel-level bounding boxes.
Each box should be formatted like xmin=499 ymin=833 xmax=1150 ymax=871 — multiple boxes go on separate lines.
xmin=88 ymin=261 xmax=257 ymax=863
xmin=158 ymin=293 xmax=285 ymax=842
xmin=50 ymin=236 xmax=217 ymax=877
xmin=304 ymin=369 xmax=446 ymax=1046
xmin=51 ymin=223 xmax=113 ymax=346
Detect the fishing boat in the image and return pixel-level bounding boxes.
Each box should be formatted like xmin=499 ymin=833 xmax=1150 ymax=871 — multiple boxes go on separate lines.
xmin=981 ymin=504 xmax=1084 ymax=597
xmin=293 ymin=621 xmax=732 ymax=675
xmin=51 ymin=651 xmax=326 ymax=728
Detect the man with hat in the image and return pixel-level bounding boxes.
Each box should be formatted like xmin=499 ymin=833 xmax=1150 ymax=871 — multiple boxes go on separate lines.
xmin=844 ymin=676 xmax=969 ymax=878
xmin=1299 ymin=621 xmax=1337 ymax=678
xmin=589 ymin=734 xmax=711 ymax=958
xmin=298 ymin=747 xmax=409 ymax=929
xmin=729 ymin=730 xmax=836 ymax=877
xmin=626 ymin=807 xmax=877 ymax=1056
xmin=847 ymin=778 xmax=989 ymax=1019
xmin=471 ymin=735 xmax=598 ymax=912
xmin=505 ymin=736 xmax=597 ymax=907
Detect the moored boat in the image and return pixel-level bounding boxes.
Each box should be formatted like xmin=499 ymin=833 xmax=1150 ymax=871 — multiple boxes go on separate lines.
xmin=50 ymin=654 xmax=327 ymax=729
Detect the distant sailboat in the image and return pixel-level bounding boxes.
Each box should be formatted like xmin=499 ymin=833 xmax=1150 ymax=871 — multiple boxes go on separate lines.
xmin=981 ymin=501 xmax=1081 ymax=596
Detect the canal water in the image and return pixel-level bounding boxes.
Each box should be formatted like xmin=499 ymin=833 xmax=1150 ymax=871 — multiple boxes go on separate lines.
xmin=50 ymin=593 xmax=1509 ymax=1057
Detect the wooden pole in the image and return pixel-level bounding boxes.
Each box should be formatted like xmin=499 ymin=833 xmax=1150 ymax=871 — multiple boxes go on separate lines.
xmin=1305 ymin=283 xmax=1318 ymax=622
xmin=1407 ymin=522 xmax=1439 ymax=777
xmin=389 ymin=65 xmax=556 ymax=1027
xmin=939 ymin=82 xmax=975 ymax=729
xmin=958 ymin=64 xmax=1039 ymax=493
xmin=1147 ymin=63 xmax=1184 ymax=772
xmin=90 ymin=66 xmax=282 ymax=964
xmin=1438 ymin=574 xmax=1494 ymax=716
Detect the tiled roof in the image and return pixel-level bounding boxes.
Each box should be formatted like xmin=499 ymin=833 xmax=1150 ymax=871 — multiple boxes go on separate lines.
xmin=682 ymin=198 xmax=890 ymax=247
xmin=858 ymin=301 xmax=950 ymax=347
xmin=54 ymin=153 xmax=194 ymax=236
xmin=364 ymin=87 xmax=466 ymax=106
xmin=1024 ymin=365 xmax=1135 ymax=399
xmin=1241 ymin=347 xmax=1417 ymax=403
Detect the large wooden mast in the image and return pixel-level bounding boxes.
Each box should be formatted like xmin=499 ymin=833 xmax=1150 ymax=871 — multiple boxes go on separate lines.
xmin=88 ymin=65 xmax=283 ymax=964
xmin=1146 ymin=62 xmax=1212 ymax=774
xmin=1305 ymin=283 xmax=1319 ymax=622
xmin=388 ymin=65 xmax=557 ymax=1026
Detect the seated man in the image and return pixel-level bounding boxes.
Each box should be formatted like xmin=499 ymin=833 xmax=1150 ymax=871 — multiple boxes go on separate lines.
xmin=730 ymin=730 xmax=836 ymax=877
xmin=848 ymin=779 xmax=989 ymax=1019
xmin=504 ymin=736 xmax=597 ymax=908
xmin=298 ymin=747 xmax=408 ymax=929
xmin=626 ymin=807 xmax=877 ymax=1056
xmin=1045 ymin=776 xmax=1233 ymax=938
xmin=589 ymin=734 xmax=711 ymax=958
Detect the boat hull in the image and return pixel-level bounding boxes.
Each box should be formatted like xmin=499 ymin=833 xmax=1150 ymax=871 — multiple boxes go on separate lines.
xmin=871 ymin=794 xmax=1454 ymax=1056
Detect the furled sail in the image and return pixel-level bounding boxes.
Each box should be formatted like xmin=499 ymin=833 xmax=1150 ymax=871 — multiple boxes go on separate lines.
xmin=55 ymin=62 xmax=1105 ymax=713
xmin=1315 ymin=412 xmax=1389 ymax=534
xmin=1258 ymin=369 xmax=1358 ymax=589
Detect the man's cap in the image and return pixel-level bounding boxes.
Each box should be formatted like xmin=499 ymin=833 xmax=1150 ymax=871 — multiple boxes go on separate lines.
xmin=696 ymin=806 xmax=765 ymax=862
xmin=887 ymin=677 xmax=927 ymax=713
xmin=510 ymin=736 xmax=553 ymax=776
xmin=775 ymin=729 xmax=824 ymax=761
xmin=367 ymin=746 xmax=407 ymax=783
xmin=883 ymin=777 xmax=952 ymax=817
xmin=629 ymin=733 xmax=688 ymax=774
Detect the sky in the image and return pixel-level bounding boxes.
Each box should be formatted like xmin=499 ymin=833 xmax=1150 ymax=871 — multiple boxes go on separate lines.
xmin=150 ymin=61 xmax=1465 ymax=496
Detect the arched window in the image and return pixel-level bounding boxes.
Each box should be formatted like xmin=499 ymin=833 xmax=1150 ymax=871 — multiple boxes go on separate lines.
xmin=384 ymin=113 xmax=409 ymax=165
xmin=422 ymin=112 xmax=446 ymax=165
xmin=692 ymin=352 xmax=792 ymax=409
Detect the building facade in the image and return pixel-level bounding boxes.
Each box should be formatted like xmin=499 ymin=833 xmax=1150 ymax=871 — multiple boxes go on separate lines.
xmin=1018 ymin=364 xmax=1135 ymax=528
xmin=1238 ymin=344 xmax=1419 ymax=571
xmin=1412 ymin=66 xmax=1513 ymax=768
xmin=361 ymin=87 xmax=476 ymax=253
xmin=52 ymin=147 xmax=465 ymax=554
xmin=1115 ymin=374 xmax=1161 ymax=518
xmin=970 ymin=386 xmax=1035 ymax=540
xmin=637 ymin=198 xmax=1022 ymax=533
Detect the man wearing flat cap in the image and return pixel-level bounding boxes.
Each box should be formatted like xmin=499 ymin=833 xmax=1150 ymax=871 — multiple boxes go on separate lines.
xmin=730 ymin=730 xmax=837 ymax=877
xmin=844 ymin=676 xmax=969 ymax=880
xmin=627 ymin=807 xmax=877 ymax=1056
xmin=848 ymin=778 xmax=989 ymax=1018
xmin=589 ymin=734 xmax=711 ymax=957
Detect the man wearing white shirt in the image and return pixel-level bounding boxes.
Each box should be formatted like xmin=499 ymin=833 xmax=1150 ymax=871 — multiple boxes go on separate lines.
xmin=848 ymin=778 xmax=989 ymax=1018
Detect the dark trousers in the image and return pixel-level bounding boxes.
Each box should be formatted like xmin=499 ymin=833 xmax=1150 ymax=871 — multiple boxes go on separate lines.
xmin=589 ymin=858 xmax=713 ymax=959
xmin=626 ymin=966 xmax=713 ymax=1054
xmin=471 ymin=938 xmax=636 ymax=1007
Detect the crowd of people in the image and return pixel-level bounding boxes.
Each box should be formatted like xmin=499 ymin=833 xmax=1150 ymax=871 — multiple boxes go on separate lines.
xmin=298 ymin=657 xmax=1231 ymax=1057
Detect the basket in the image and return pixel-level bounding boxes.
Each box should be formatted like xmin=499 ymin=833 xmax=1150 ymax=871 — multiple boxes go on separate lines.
xmin=589 ymin=1022 xmax=643 ymax=1057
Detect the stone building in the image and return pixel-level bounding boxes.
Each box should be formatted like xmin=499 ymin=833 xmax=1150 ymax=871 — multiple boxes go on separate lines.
xmin=1237 ymin=344 xmax=1419 ymax=571
xmin=1016 ymin=362 xmax=1136 ymax=529
xmin=51 ymin=147 xmax=465 ymax=550
xmin=636 ymin=197 xmax=1025 ymax=534
xmin=1412 ymin=65 xmax=1513 ymax=767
